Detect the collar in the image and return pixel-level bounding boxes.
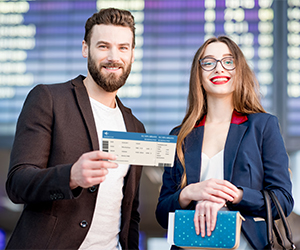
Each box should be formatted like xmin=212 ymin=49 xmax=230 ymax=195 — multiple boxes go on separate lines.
xmin=195 ymin=110 xmax=248 ymax=127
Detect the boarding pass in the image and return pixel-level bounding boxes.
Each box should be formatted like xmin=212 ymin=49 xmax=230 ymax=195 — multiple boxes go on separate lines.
xmin=102 ymin=130 xmax=177 ymax=167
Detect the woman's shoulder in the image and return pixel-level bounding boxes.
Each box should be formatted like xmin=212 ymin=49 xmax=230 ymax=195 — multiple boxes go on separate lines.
xmin=170 ymin=126 xmax=181 ymax=136
xmin=247 ymin=112 xmax=278 ymax=121
xmin=247 ymin=112 xmax=279 ymax=128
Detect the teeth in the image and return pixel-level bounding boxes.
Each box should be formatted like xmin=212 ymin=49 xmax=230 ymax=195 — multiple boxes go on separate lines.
xmin=212 ymin=77 xmax=228 ymax=82
xmin=106 ymin=67 xmax=119 ymax=70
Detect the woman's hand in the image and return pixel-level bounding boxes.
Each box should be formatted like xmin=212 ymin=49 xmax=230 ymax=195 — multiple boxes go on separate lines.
xmin=179 ymin=178 xmax=239 ymax=208
xmin=194 ymin=200 xmax=226 ymax=237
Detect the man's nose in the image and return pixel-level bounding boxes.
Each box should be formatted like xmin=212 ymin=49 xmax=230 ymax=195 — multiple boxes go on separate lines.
xmin=107 ymin=47 xmax=120 ymax=62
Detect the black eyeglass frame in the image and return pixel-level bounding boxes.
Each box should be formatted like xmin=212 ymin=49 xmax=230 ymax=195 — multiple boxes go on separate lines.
xmin=199 ymin=56 xmax=236 ymax=71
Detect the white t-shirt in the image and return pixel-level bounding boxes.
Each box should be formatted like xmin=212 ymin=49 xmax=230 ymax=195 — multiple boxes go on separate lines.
xmin=79 ymin=98 xmax=129 ymax=250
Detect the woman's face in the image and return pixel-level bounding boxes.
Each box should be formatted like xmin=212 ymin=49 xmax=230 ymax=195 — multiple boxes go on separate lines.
xmin=200 ymin=42 xmax=236 ymax=99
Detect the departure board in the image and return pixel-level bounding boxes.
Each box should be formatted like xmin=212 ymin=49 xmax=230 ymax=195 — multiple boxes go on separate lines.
xmin=286 ymin=0 xmax=300 ymax=151
xmin=0 ymin=0 xmax=299 ymax=151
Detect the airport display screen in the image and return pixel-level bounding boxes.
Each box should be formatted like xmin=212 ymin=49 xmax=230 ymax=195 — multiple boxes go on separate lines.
xmin=0 ymin=0 xmax=299 ymax=151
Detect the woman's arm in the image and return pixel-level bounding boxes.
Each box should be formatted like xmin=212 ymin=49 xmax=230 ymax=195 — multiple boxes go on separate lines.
xmin=228 ymin=115 xmax=294 ymax=218
xmin=156 ymin=160 xmax=239 ymax=229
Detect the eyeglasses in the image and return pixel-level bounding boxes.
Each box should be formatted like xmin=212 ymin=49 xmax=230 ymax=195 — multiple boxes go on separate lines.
xmin=199 ymin=57 xmax=235 ymax=71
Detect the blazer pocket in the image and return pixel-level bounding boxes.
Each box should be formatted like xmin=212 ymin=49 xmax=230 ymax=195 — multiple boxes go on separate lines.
xmin=6 ymin=210 xmax=57 ymax=249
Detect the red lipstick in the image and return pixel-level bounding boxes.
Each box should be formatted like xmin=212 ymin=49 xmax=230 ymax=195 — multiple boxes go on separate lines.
xmin=210 ymin=76 xmax=230 ymax=85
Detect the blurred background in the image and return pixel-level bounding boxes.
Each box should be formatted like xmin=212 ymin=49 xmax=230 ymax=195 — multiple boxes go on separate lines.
xmin=0 ymin=0 xmax=300 ymax=249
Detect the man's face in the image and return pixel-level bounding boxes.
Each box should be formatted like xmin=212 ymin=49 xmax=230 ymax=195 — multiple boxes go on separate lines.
xmin=83 ymin=24 xmax=134 ymax=92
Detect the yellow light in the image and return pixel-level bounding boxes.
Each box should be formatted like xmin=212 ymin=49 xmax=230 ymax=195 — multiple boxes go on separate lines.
xmin=258 ymin=9 xmax=274 ymax=21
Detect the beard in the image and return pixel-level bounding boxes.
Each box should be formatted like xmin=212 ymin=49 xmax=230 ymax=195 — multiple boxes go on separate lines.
xmin=87 ymin=51 xmax=132 ymax=93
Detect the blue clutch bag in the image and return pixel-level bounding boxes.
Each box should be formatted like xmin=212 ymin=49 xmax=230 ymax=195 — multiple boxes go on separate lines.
xmin=173 ymin=210 xmax=244 ymax=249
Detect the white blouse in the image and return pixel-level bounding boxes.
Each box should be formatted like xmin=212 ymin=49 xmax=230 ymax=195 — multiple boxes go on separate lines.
xmin=198 ymin=150 xmax=253 ymax=250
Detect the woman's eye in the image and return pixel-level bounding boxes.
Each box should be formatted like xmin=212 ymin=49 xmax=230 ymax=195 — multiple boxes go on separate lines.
xmin=224 ymin=59 xmax=234 ymax=65
xmin=204 ymin=61 xmax=214 ymax=66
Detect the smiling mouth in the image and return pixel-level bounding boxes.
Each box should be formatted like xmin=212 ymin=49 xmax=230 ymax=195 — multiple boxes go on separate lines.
xmin=101 ymin=62 xmax=123 ymax=71
xmin=103 ymin=66 xmax=121 ymax=71
xmin=210 ymin=77 xmax=230 ymax=84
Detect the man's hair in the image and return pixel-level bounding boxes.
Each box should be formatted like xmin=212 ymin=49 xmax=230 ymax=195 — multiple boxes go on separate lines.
xmin=84 ymin=8 xmax=135 ymax=48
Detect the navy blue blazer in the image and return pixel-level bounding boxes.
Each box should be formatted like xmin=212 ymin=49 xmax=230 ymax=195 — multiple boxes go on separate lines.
xmin=156 ymin=111 xmax=293 ymax=250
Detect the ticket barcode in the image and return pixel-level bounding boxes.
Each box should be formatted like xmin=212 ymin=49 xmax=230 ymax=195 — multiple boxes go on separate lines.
xmin=158 ymin=163 xmax=172 ymax=167
xmin=102 ymin=140 xmax=109 ymax=152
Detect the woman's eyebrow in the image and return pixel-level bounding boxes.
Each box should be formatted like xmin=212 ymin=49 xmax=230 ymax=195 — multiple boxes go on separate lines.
xmin=203 ymin=53 xmax=233 ymax=58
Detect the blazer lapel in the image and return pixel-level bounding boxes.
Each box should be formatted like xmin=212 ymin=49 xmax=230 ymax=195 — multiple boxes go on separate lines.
xmin=116 ymin=96 xmax=136 ymax=133
xmin=183 ymin=111 xmax=248 ymax=184
xmin=185 ymin=126 xmax=204 ymax=185
xmin=72 ymin=75 xmax=99 ymax=151
xmin=224 ymin=112 xmax=248 ymax=181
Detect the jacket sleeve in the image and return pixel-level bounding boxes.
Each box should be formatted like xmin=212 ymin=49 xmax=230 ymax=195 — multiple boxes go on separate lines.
xmin=6 ymin=85 xmax=75 ymax=204
xmin=155 ymin=162 xmax=185 ymax=229
xmin=229 ymin=115 xmax=294 ymax=219
xmin=156 ymin=128 xmax=196 ymax=229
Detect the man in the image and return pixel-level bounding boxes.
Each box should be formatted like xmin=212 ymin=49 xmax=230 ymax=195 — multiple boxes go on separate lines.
xmin=5 ymin=8 xmax=145 ymax=250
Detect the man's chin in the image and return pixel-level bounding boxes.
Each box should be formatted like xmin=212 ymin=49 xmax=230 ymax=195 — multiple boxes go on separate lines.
xmin=96 ymin=77 xmax=126 ymax=92
xmin=101 ymin=83 xmax=125 ymax=93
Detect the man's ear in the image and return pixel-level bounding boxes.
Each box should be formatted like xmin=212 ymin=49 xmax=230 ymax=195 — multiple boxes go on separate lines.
xmin=82 ymin=40 xmax=88 ymax=58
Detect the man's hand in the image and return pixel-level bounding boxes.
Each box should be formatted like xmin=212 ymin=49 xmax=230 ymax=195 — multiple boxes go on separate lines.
xmin=70 ymin=151 xmax=118 ymax=189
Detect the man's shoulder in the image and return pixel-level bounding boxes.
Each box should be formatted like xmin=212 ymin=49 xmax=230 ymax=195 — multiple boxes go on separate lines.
xmin=30 ymin=75 xmax=85 ymax=95
xmin=45 ymin=75 xmax=83 ymax=88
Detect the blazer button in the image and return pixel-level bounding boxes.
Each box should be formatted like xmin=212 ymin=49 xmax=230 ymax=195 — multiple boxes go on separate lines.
xmin=80 ymin=220 xmax=88 ymax=228
xmin=58 ymin=193 xmax=64 ymax=199
xmin=88 ymin=186 xmax=97 ymax=193
xmin=50 ymin=194 xmax=57 ymax=200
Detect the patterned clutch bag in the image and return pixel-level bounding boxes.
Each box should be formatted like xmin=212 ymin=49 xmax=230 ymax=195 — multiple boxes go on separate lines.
xmin=173 ymin=210 xmax=244 ymax=249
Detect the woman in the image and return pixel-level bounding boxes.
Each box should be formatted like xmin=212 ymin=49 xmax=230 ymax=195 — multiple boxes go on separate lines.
xmin=155 ymin=36 xmax=294 ymax=249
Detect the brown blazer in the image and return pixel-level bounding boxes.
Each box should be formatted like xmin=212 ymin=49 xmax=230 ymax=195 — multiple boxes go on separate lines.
xmin=6 ymin=75 xmax=145 ymax=249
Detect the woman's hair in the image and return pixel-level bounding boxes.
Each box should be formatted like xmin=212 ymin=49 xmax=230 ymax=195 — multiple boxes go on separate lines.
xmin=84 ymin=8 xmax=135 ymax=48
xmin=177 ymin=35 xmax=266 ymax=188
